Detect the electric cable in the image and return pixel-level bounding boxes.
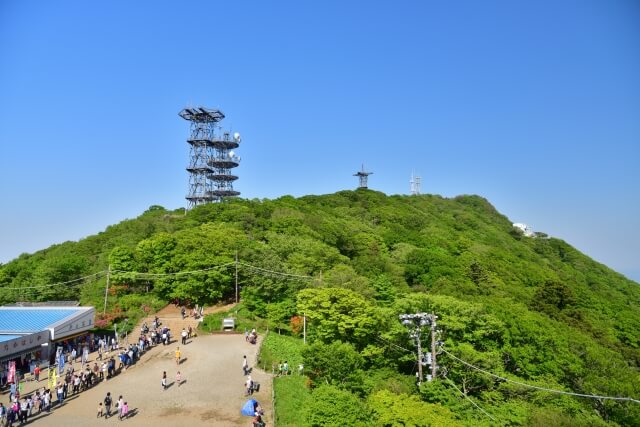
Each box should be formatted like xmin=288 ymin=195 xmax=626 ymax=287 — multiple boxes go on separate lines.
xmin=442 ymin=348 xmax=640 ymax=404
xmin=443 ymin=374 xmax=497 ymax=422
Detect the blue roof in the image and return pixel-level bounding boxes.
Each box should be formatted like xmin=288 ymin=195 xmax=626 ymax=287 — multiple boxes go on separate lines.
xmin=0 ymin=335 xmax=23 ymax=343
xmin=0 ymin=308 xmax=83 ymax=333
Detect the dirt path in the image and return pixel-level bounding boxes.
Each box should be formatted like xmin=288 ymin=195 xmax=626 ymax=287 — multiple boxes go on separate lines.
xmin=16 ymin=332 xmax=271 ymax=426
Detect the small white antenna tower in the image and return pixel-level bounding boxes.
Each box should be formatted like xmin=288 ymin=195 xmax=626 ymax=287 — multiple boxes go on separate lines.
xmin=410 ymin=171 xmax=422 ymax=195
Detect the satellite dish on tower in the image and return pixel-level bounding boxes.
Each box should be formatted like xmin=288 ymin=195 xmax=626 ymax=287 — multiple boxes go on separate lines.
xmin=233 ymin=132 xmax=241 ymax=142
xmin=229 ymin=151 xmax=235 ymax=158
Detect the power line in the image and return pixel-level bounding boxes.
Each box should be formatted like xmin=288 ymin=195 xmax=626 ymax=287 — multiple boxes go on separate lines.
xmin=112 ymin=262 xmax=235 ymax=277
xmin=442 ymin=348 xmax=640 ymax=404
xmin=0 ymin=271 xmax=105 ymax=290
xmin=238 ymin=262 xmax=314 ymax=280
xmin=444 ymin=375 xmax=496 ymax=422
xmin=375 ymin=336 xmax=414 ymax=353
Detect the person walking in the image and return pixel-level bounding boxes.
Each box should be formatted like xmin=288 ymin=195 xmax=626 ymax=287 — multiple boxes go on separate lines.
xmin=121 ymin=401 xmax=129 ymax=420
xmin=56 ymin=382 xmax=64 ymax=406
xmin=104 ymin=392 xmax=113 ymax=418
xmin=43 ymin=390 xmax=51 ymax=413
xmin=161 ymin=371 xmax=167 ymax=390
xmin=175 ymin=347 xmax=181 ymax=366
xmin=117 ymin=395 xmax=124 ymax=420
xmin=245 ymin=376 xmax=253 ymax=396
xmin=176 ymin=371 xmax=181 ymax=387
xmin=242 ymin=355 xmax=249 ymax=376
xmin=18 ymin=398 xmax=28 ymax=424
xmin=181 ymin=328 xmax=187 ymax=345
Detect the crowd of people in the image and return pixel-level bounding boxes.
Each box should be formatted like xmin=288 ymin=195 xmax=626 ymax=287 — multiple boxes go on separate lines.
xmin=0 ymin=314 xmax=181 ymax=426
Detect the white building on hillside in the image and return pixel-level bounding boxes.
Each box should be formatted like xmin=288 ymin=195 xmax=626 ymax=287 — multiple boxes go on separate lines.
xmin=513 ymin=223 xmax=535 ymax=237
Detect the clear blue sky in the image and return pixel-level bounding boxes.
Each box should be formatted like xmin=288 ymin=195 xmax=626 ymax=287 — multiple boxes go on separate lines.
xmin=1 ymin=1 xmax=638 ymax=281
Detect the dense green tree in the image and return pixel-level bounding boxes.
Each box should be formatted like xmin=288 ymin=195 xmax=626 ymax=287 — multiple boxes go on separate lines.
xmin=368 ymin=390 xmax=462 ymax=427
xmin=302 ymin=340 xmax=364 ymax=388
xmin=1 ymin=191 xmax=639 ymax=426
xmin=296 ymin=287 xmax=382 ymax=348
xmin=304 ymin=385 xmax=370 ymax=427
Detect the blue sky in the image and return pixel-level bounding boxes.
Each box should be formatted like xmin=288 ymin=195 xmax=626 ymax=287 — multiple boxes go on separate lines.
xmin=1 ymin=1 xmax=639 ymax=281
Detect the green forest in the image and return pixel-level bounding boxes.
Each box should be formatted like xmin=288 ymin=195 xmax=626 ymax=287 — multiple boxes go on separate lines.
xmin=1 ymin=190 xmax=639 ymax=426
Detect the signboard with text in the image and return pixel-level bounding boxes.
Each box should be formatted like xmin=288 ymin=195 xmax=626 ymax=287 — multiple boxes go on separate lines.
xmin=0 ymin=330 xmax=50 ymax=360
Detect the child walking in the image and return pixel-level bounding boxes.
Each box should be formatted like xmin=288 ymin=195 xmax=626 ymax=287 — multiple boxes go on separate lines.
xmin=176 ymin=371 xmax=182 ymax=387
xmin=161 ymin=371 xmax=167 ymax=390
xmin=121 ymin=401 xmax=129 ymax=419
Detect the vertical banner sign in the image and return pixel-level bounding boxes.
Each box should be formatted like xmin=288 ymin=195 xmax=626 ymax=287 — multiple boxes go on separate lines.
xmin=8 ymin=361 xmax=16 ymax=384
xmin=58 ymin=351 xmax=65 ymax=374
xmin=49 ymin=367 xmax=57 ymax=389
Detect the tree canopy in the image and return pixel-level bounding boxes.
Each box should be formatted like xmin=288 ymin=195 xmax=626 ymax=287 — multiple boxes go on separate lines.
xmin=1 ymin=190 xmax=639 ymax=425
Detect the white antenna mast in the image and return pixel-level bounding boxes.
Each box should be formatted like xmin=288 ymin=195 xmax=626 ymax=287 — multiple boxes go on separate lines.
xmin=410 ymin=171 xmax=422 ymax=195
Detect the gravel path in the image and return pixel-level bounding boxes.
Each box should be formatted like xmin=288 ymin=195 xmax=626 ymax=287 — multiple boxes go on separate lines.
xmin=15 ymin=334 xmax=271 ymax=427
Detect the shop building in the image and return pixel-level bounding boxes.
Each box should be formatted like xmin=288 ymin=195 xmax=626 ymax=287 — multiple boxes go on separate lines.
xmin=0 ymin=305 xmax=95 ymax=380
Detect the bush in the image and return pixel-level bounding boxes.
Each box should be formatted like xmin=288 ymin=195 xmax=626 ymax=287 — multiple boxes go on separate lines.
xmin=304 ymin=385 xmax=370 ymax=426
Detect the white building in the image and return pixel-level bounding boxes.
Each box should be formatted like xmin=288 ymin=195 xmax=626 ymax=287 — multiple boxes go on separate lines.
xmin=512 ymin=223 xmax=535 ymax=237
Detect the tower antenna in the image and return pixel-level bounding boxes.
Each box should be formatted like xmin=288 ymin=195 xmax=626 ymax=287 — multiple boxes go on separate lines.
xmin=410 ymin=171 xmax=422 ymax=195
xmin=353 ymin=164 xmax=373 ymax=189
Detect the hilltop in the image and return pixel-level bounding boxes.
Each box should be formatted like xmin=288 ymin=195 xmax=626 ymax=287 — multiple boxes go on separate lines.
xmin=1 ymin=190 xmax=638 ymax=425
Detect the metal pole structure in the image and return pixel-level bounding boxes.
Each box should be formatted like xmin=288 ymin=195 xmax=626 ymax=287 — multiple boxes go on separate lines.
xmin=235 ymin=251 xmax=239 ymax=304
xmin=303 ymin=313 xmax=306 ymax=345
xmin=400 ymin=313 xmax=438 ymax=384
xmin=416 ymin=330 xmax=424 ymax=383
xmin=431 ymin=316 xmax=437 ymax=380
xmin=103 ymin=265 xmax=111 ymax=315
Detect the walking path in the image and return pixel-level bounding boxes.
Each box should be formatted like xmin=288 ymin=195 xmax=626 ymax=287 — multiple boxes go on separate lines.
xmin=1 ymin=305 xmax=271 ymax=426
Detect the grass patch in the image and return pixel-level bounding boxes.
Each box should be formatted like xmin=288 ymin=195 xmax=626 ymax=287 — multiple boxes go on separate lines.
xmin=199 ymin=302 xmax=269 ymax=333
xmin=260 ymin=333 xmax=309 ymax=425
xmin=259 ymin=333 xmax=304 ymax=374
xmin=274 ymin=375 xmax=310 ymax=427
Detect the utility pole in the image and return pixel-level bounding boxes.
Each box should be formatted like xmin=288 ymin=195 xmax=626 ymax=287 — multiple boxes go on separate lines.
xmin=103 ymin=265 xmax=111 ymax=315
xmin=399 ymin=313 xmax=438 ymax=383
xmin=430 ymin=315 xmax=438 ymax=380
xmin=235 ymin=250 xmax=239 ymax=304
xmin=303 ymin=313 xmax=306 ymax=345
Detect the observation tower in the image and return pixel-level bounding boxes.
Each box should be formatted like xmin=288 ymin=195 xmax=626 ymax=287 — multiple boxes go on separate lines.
xmin=179 ymin=107 xmax=241 ymax=208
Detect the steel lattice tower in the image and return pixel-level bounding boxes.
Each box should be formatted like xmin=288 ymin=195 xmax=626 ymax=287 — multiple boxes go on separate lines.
xmin=354 ymin=164 xmax=373 ymax=189
xmin=179 ymin=107 xmax=241 ymax=208
xmin=410 ymin=172 xmax=422 ymax=195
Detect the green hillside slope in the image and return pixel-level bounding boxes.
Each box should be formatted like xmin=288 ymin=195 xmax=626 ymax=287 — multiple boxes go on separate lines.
xmin=1 ymin=190 xmax=638 ymax=425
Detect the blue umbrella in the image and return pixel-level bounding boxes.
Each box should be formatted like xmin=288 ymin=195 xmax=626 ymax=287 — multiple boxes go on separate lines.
xmin=241 ymin=399 xmax=258 ymax=416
